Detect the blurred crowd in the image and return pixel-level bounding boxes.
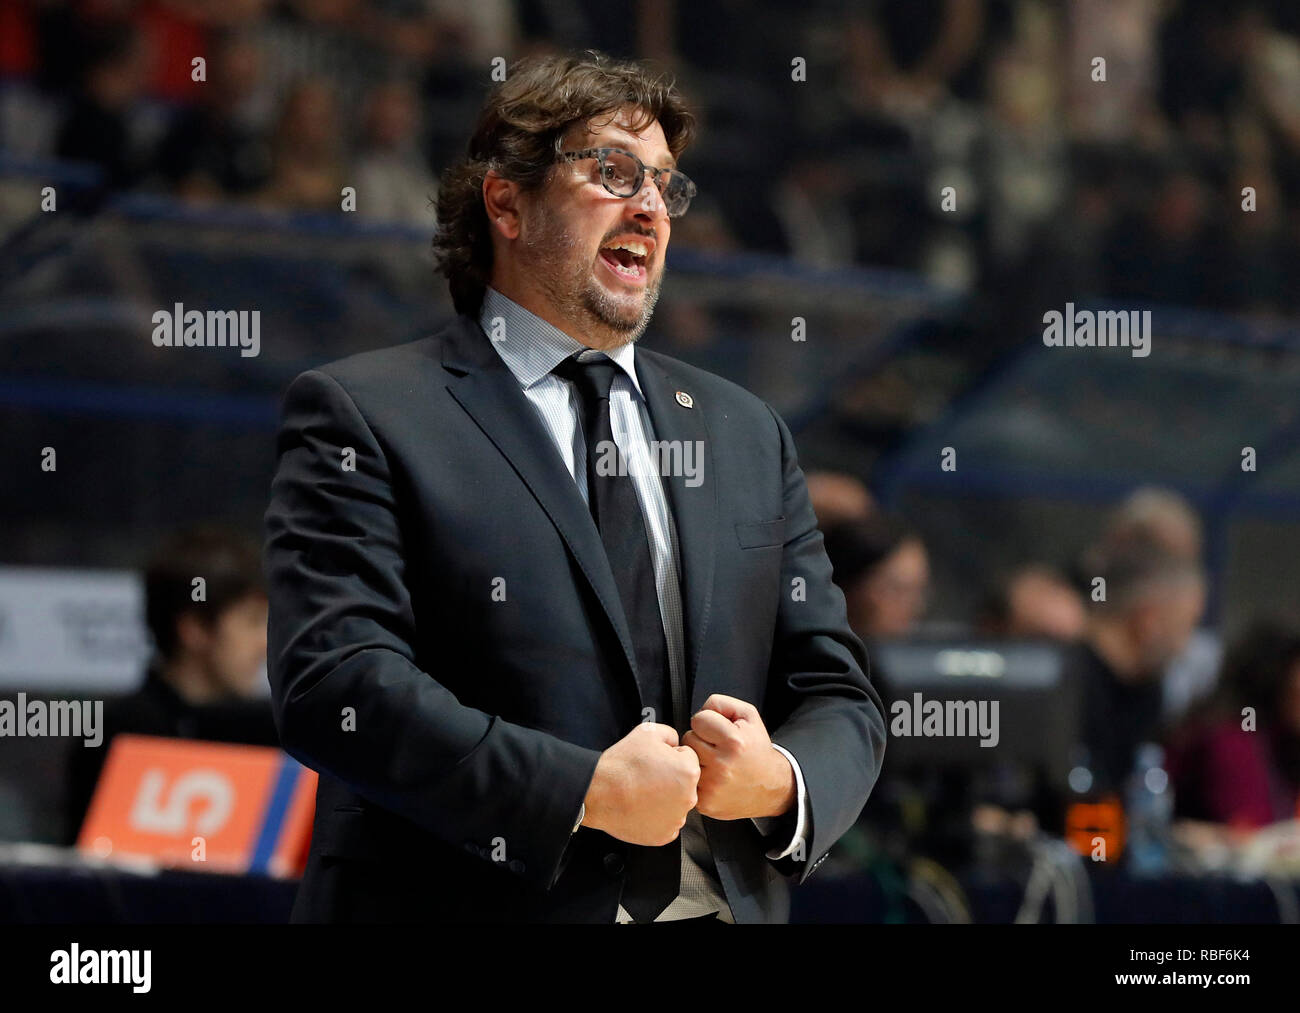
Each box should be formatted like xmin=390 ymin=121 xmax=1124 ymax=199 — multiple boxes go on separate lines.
xmin=809 ymin=469 xmax=1300 ymax=870
xmin=4 ymin=0 xmax=1300 ymax=318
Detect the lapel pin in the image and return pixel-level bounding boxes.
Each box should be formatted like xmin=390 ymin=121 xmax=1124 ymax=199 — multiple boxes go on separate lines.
xmin=675 ymin=391 xmax=694 ymax=409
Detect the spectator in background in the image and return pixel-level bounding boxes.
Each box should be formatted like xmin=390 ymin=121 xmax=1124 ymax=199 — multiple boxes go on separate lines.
xmin=1219 ymin=144 xmax=1287 ymax=313
xmin=1157 ymin=0 xmax=1253 ymax=158
xmin=255 ymin=0 xmax=476 ymax=119
xmin=1068 ymin=533 xmax=1206 ymax=793
xmin=770 ymin=134 xmax=860 ymax=269
xmin=977 ymin=564 xmax=1085 ymax=641
xmin=822 ymin=514 xmax=928 ymax=825
xmin=1166 ymin=621 xmax=1300 ymax=830
xmin=1105 ymin=164 xmax=1217 ymax=307
xmin=1106 ymin=485 xmax=1203 ymax=558
xmin=54 ymin=17 xmax=153 ymax=189
xmin=982 ymin=29 xmax=1069 ymax=276
xmin=805 ymin=470 xmax=876 ymax=529
xmin=823 ymin=513 xmax=929 ymax=639
xmin=351 ymin=78 xmax=438 ymax=226
xmin=1100 ymin=486 xmax=1221 ymax=723
xmin=422 ymin=0 xmax=519 ymax=66
xmin=256 ymin=0 xmax=384 ymax=115
xmin=253 ymin=76 xmax=346 ymax=211
xmin=1065 ymin=0 xmax=1163 ymax=145
xmin=63 ymin=526 xmax=278 ymax=845
xmin=155 ymin=28 xmax=275 ymax=201
xmin=841 ymin=0 xmax=987 ymax=120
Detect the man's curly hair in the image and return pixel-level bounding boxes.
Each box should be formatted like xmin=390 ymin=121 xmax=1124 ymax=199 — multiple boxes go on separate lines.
xmin=432 ymin=50 xmax=697 ymax=317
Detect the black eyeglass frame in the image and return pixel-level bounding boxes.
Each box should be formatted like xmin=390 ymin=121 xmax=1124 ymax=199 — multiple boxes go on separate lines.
xmin=558 ymin=146 xmax=697 ymax=217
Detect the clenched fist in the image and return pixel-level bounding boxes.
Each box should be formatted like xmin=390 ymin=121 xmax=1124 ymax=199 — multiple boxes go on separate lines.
xmin=682 ymin=694 xmax=795 ymax=821
xmin=582 ymin=722 xmax=700 ymax=846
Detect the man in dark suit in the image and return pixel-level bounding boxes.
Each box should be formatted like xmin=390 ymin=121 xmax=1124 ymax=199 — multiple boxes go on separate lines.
xmin=264 ymin=50 xmax=886 ymax=923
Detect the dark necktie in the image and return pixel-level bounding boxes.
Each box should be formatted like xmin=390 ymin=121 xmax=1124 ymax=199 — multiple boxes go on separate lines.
xmin=552 ymin=351 xmax=681 ymax=923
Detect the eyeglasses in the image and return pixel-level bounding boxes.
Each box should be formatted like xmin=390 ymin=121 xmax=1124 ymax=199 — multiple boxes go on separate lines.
xmin=558 ymin=146 xmax=697 ymax=217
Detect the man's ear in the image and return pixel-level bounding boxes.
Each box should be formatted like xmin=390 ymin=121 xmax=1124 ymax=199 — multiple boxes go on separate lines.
xmin=483 ymin=170 xmax=521 ymax=239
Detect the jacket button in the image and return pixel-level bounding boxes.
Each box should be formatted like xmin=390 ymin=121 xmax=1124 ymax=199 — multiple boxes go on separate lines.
xmin=508 ymin=859 xmax=525 ymax=874
xmin=603 ymin=852 xmax=625 ymax=875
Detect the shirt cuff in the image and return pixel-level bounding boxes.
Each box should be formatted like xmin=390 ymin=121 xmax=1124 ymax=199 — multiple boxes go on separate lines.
xmin=750 ymin=742 xmax=807 ymax=861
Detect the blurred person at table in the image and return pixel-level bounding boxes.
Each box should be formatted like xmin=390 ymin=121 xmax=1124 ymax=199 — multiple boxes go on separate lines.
xmin=63 ymin=526 xmax=278 ymax=844
xmin=1067 ymin=532 xmax=1206 ymax=793
xmin=976 ymin=564 xmax=1086 ymax=642
xmin=1098 ymin=487 xmax=1221 ymax=725
xmin=822 ymin=513 xmax=928 ymax=641
xmin=822 ymin=514 xmax=927 ymax=783
xmin=824 ymin=513 xmax=998 ymax=864
xmin=1165 ymin=622 xmax=1300 ymax=831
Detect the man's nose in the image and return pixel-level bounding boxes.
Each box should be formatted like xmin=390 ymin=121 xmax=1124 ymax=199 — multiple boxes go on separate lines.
xmin=630 ymin=175 xmax=667 ymax=222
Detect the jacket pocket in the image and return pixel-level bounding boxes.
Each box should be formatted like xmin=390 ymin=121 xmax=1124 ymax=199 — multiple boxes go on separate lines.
xmin=735 ymin=516 xmax=786 ymax=549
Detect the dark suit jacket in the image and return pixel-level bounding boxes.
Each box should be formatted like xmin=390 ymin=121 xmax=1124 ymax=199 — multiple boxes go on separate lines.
xmin=264 ymin=313 xmax=886 ymax=922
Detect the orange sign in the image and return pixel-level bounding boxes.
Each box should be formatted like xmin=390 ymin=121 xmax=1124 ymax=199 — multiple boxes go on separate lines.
xmin=1065 ymin=796 xmax=1125 ymax=861
xmin=77 ymin=734 xmax=316 ymax=877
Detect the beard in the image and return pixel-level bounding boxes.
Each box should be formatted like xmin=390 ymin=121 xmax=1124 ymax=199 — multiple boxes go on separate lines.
xmin=518 ymin=199 xmax=664 ymax=349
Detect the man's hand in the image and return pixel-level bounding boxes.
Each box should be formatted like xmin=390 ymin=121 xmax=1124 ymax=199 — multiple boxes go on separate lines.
xmin=582 ymin=722 xmax=700 ymax=846
xmin=682 ymin=694 xmax=795 ymax=821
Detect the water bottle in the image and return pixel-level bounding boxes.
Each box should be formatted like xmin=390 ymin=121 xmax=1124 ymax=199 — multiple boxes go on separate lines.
xmin=1124 ymin=742 xmax=1173 ymax=876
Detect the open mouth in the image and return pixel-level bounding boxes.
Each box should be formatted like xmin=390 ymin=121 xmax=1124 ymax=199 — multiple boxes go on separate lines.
xmin=598 ymin=238 xmax=650 ymax=282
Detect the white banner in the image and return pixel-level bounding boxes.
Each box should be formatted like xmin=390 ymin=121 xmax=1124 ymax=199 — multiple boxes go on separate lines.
xmin=0 ymin=566 xmax=151 ymax=691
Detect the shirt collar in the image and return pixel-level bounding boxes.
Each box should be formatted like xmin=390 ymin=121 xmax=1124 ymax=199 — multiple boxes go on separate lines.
xmin=478 ymin=285 xmax=643 ymax=396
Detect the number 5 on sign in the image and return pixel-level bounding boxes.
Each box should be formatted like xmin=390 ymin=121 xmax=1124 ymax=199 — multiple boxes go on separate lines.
xmin=130 ymin=769 xmax=235 ymax=835
xmin=78 ymin=734 xmax=317 ymax=877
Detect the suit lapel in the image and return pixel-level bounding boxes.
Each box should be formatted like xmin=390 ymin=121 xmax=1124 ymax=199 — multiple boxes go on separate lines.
xmin=440 ymin=316 xmax=642 ymax=695
xmin=637 ymin=352 xmax=717 ymax=716
xmin=440 ymin=315 xmax=720 ymax=723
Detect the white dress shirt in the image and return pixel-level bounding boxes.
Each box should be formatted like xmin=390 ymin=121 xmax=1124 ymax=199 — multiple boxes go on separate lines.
xmin=478 ymin=286 xmax=810 ymax=922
